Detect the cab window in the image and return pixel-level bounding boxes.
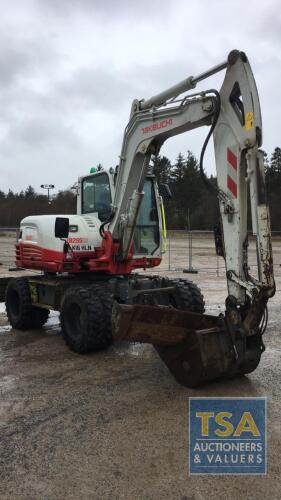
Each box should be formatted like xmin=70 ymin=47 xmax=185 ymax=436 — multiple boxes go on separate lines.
xmin=133 ymin=179 xmax=160 ymax=255
xmin=82 ymin=173 xmax=111 ymax=221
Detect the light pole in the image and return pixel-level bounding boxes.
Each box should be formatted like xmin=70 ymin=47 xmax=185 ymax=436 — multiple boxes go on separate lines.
xmin=40 ymin=184 xmax=55 ymax=204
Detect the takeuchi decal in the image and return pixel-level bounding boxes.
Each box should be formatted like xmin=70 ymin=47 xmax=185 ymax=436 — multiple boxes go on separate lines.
xmin=142 ymin=119 xmax=173 ymax=134
xmin=66 ymin=237 xmax=88 ymax=244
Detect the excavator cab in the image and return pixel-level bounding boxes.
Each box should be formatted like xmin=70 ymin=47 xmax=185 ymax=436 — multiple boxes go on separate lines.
xmin=78 ymin=170 xmax=164 ymax=259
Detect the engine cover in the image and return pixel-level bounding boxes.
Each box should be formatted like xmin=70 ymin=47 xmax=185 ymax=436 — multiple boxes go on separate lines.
xmin=16 ymin=214 xmax=102 ymax=272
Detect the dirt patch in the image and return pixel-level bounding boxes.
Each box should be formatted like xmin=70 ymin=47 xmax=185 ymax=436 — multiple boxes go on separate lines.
xmin=0 ymin=235 xmax=280 ymax=499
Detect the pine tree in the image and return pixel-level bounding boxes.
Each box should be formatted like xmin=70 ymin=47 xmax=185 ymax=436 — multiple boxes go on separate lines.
xmin=25 ymin=185 xmax=36 ymax=198
xmin=183 ymin=151 xmax=202 ymax=227
xmin=152 ymin=155 xmax=172 ymax=185
xmin=171 ymin=153 xmax=185 ymax=182
xmin=7 ymin=189 xmax=15 ymax=199
xmin=265 ymin=147 xmax=281 ymax=230
xmin=270 ymin=147 xmax=281 ymax=174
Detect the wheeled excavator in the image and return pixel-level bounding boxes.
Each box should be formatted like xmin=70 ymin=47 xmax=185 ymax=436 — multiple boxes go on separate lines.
xmin=5 ymin=50 xmax=275 ymax=387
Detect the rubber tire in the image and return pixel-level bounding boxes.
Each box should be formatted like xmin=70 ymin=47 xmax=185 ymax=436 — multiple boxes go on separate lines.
xmin=166 ymin=278 xmax=205 ymax=314
xmin=5 ymin=278 xmax=50 ymax=330
xmin=60 ymin=285 xmax=113 ymax=354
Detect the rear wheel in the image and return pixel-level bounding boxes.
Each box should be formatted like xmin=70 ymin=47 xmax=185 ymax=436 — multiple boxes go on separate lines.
xmin=5 ymin=278 xmax=50 ymax=330
xmin=60 ymin=285 xmax=113 ymax=354
xmin=166 ymin=278 xmax=205 ymax=314
xmin=134 ymin=277 xmax=205 ymax=314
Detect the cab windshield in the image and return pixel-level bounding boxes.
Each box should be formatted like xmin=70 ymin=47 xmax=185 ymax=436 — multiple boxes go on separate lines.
xmin=82 ymin=173 xmax=160 ymax=255
xmin=82 ymin=172 xmax=112 ymax=221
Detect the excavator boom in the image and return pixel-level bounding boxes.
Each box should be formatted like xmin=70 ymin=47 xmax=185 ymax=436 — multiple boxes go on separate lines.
xmin=111 ymin=50 xmax=275 ymax=387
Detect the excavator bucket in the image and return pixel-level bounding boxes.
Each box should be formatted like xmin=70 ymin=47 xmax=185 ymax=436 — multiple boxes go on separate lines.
xmin=112 ymin=303 xmax=262 ymax=387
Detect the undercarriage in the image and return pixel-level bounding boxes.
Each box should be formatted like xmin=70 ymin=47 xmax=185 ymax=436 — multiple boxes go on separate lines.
xmin=5 ymin=273 xmax=264 ymax=387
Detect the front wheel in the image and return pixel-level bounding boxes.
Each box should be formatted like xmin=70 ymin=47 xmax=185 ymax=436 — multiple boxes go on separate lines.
xmin=60 ymin=285 xmax=113 ymax=354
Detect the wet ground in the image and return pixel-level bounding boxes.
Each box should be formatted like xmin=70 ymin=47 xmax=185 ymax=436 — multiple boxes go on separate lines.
xmin=0 ymin=235 xmax=280 ymax=499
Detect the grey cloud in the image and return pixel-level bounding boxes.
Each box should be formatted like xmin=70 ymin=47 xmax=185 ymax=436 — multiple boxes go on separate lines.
xmin=6 ymin=117 xmax=80 ymax=149
xmin=258 ymin=3 xmax=281 ymax=43
xmin=36 ymin=0 xmax=172 ymax=18
xmin=55 ymin=66 xmax=137 ymax=111
xmin=50 ymin=56 xmax=210 ymax=119
xmin=0 ymin=45 xmax=31 ymax=87
xmin=0 ymin=33 xmax=60 ymax=90
xmin=0 ymin=0 xmax=279 ymax=194
xmin=0 ymin=63 xmax=136 ymax=157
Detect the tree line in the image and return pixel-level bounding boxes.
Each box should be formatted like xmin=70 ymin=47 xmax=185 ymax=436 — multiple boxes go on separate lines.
xmin=0 ymin=186 xmax=76 ymax=227
xmin=153 ymin=147 xmax=281 ymax=231
xmin=1 ymin=146 xmax=281 ymax=230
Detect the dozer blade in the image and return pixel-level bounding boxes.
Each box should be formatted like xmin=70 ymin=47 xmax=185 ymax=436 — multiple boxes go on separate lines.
xmin=112 ymin=303 xmax=262 ymax=388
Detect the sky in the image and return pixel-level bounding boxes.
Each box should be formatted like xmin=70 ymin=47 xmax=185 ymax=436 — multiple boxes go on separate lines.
xmin=0 ymin=0 xmax=280 ymax=194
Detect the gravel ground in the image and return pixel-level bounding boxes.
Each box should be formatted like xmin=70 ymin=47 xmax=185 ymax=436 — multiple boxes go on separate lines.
xmin=0 ymin=235 xmax=280 ymax=499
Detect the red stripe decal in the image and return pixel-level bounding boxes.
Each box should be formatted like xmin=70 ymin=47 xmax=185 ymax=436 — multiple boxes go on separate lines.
xmin=227 ymin=148 xmax=237 ymax=171
xmin=227 ymin=175 xmax=237 ymax=198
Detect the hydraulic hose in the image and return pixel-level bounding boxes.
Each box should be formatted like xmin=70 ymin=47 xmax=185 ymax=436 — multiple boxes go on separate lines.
xmin=199 ymin=90 xmax=221 ymax=192
xmin=99 ymin=211 xmax=115 ymax=239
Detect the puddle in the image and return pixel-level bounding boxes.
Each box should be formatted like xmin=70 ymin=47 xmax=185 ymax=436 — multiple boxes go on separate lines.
xmin=0 ymin=324 xmax=12 ymax=335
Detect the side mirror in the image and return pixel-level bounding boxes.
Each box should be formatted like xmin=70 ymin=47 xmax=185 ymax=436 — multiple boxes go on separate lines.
xmin=55 ymin=217 xmax=69 ymax=239
xmin=159 ymin=183 xmax=172 ymax=199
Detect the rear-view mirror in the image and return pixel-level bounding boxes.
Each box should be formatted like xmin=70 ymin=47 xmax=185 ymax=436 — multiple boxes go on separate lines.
xmin=55 ymin=217 xmax=69 ymax=239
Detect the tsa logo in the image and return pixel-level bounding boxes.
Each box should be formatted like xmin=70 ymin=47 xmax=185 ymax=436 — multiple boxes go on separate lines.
xmin=189 ymin=398 xmax=266 ymax=475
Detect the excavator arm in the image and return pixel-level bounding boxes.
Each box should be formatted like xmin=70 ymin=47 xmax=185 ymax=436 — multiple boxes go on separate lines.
xmin=110 ymin=50 xmax=275 ymax=387
xmin=109 ymin=93 xmax=215 ymax=258
xmin=109 ymin=50 xmax=274 ymax=306
xmin=213 ymin=51 xmax=274 ymax=304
